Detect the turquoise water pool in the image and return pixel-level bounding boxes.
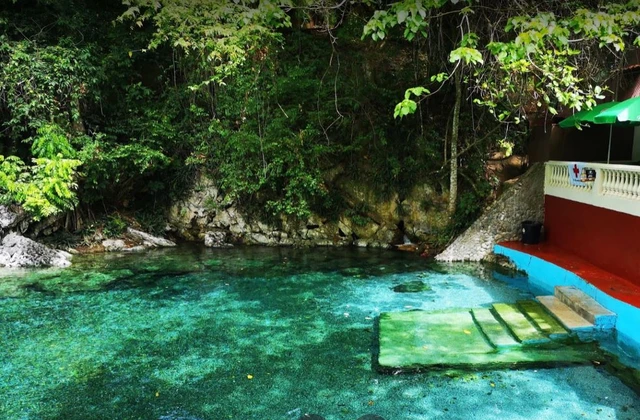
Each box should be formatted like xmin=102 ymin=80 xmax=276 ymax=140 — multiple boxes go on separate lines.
xmin=0 ymin=246 xmax=638 ymax=419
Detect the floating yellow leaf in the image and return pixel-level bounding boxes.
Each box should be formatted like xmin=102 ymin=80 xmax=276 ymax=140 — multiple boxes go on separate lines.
xmin=463 ymin=329 xmax=471 ymax=335
xmin=247 ymin=374 xmax=253 ymax=380
xmin=155 ymin=392 xmax=159 ymax=397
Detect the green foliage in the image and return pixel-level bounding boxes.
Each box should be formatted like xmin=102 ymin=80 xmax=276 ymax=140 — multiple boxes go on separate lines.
xmin=78 ymin=133 xmax=170 ymax=204
xmin=0 ymin=124 xmax=81 ymax=220
xmin=134 ymin=208 xmax=167 ymax=236
xmin=0 ymin=155 xmax=81 ymax=221
xmin=103 ymin=214 xmax=127 ymax=238
xmin=120 ymin=0 xmax=291 ymax=87
xmin=365 ymin=1 xmax=640 ymax=122
xmin=32 ymin=124 xmax=76 ymax=159
xmin=11 ymin=0 xmax=630 ymax=233
xmin=0 ymin=38 xmax=99 ymax=137
xmin=449 ymin=47 xmax=484 ymax=65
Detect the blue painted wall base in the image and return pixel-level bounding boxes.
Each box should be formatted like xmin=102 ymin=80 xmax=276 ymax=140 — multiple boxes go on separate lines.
xmin=494 ymin=244 xmax=640 ymax=348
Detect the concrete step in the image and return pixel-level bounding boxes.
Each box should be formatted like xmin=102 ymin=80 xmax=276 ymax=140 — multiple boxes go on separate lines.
xmin=537 ymin=296 xmax=594 ymax=331
xmin=555 ymin=286 xmax=617 ymax=329
xmin=492 ymin=303 xmax=550 ymax=344
xmin=471 ymin=308 xmax=520 ymax=348
xmin=517 ymin=300 xmax=569 ymax=339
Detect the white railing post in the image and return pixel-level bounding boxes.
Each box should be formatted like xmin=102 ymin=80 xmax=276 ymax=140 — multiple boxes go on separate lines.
xmin=593 ymin=166 xmax=604 ymax=197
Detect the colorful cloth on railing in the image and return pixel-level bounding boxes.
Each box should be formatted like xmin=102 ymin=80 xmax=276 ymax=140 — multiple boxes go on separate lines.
xmin=569 ymin=162 xmax=596 ymax=186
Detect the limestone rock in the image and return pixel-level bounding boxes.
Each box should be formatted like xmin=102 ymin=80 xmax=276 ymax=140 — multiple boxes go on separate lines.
xmin=436 ymin=163 xmax=545 ymax=262
xmin=0 ymin=205 xmax=28 ymax=233
xmin=126 ymin=228 xmax=176 ymax=247
xmin=0 ymin=233 xmax=72 ymax=267
xmin=204 ymin=231 xmax=233 ymax=248
xmin=166 ymin=174 xmax=220 ymax=239
xmin=167 ymin=169 xmax=451 ymax=249
xmin=122 ymin=245 xmax=147 ymax=252
xmin=102 ymin=239 xmax=126 ymax=252
xmin=29 ymin=214 xmax=65 ymax=237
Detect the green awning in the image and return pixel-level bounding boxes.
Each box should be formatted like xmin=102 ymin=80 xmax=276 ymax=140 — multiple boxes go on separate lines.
xmin=593 ymin=96 xmax=640 ymax=125
xmin=558 ymin=101 xmax=618 ymax=128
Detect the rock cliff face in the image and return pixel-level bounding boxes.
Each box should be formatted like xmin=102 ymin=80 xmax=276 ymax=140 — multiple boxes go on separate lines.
xmin=435 ymin=163 xmax=545 ymax=262
xmin=166 ymin=174 xmax=449 ymax=249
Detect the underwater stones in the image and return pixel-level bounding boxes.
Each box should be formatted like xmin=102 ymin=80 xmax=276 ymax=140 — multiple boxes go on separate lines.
xmin=392 ymin=280 xmax=431 ymax=293
xmin=0 ymin=233 xmax=71 ymax=267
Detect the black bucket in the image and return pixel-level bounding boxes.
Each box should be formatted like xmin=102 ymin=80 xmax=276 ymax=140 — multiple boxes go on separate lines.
xmin=521 ymin=221 xmax=542 ymax=245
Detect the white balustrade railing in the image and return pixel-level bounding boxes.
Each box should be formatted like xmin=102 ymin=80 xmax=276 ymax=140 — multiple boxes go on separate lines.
xmin=545 ymin=161 xmax=640 ymax=217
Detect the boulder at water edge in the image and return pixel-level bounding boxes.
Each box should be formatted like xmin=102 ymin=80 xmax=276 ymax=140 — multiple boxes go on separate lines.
xmin=0 ymin=233 xmax=72 ymax=268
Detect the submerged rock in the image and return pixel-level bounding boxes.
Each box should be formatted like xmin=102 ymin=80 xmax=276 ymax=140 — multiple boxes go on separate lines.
xmin=0 ymin=233 xmax=71 ymax=267
xmin=392 ymin=280 xmax=431 ymax=293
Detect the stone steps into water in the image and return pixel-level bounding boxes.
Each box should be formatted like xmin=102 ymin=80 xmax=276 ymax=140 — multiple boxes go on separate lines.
xmin=377 ymin=305 xmax=601 ymax=371
xmin=491 ymin=303 xmax=550 ymax=344
xmin=536 ymin=296 xmax=594 ymax=331
xmin=471 ymin=308 xmax=519 ymax=348
xmin=517 ymin=300 xmax=569 ymax=338
xmin=555 ymin=286 xmax=617 ymax=329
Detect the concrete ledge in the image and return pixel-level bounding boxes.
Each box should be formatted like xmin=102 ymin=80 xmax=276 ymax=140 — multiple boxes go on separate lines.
xmin=494 ymin=244 xmax=640 ymax=347
xmin=555 ymin=286 xmax=616 ymax=328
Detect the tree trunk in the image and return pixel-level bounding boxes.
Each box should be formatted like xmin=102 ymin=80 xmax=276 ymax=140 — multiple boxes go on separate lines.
xmin=448 ymin=66 xmax=462 ymax=215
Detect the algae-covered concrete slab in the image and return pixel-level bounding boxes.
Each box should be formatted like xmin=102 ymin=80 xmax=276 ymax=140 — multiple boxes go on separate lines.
xmin=378 ymin=310 xmax=493 ymax=368
xmin=492 ymin=303 xmax=549 ymax=344
xmin=377 ymin=309 xmax=598 ymax=370
xmin=472 ymin=308 xmax=519 ymax=348
xmin=518 ymin=300 xmax=568 ymax=338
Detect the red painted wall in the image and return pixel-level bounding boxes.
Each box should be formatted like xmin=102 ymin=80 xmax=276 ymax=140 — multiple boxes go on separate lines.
xmin=545 ymin=195 xmax=640 ymax=285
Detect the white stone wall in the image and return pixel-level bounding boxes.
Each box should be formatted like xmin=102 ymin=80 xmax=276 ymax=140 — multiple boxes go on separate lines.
xmin=436 ymin=163 xmax=545 ymax=262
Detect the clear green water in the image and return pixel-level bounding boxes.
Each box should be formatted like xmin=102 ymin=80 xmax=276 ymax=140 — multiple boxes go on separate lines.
xmin=0 ymin=246 xmax=638 ymax=420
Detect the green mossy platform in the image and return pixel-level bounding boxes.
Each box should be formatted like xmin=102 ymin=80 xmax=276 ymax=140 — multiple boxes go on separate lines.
xmin=492 ymin=303 xmax=550 ymax=344
xmin=471 ymin=308 xmax=519 ymax=348
xmin=517 ymin=300 xmax=569 ymax=338
xmin=377 ymin=301 xmax=601 ymax=371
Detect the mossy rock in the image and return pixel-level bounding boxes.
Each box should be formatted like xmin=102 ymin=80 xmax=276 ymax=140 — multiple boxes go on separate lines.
xmin=392 ymin=280 xmax=431 ymax=293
